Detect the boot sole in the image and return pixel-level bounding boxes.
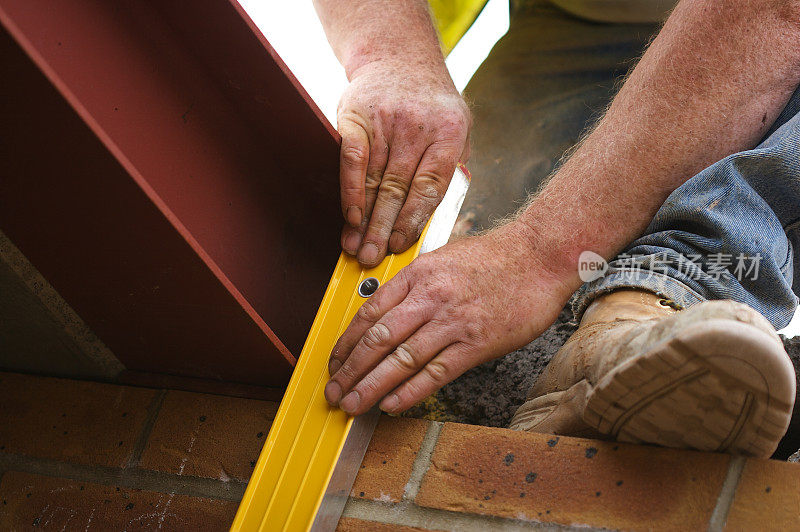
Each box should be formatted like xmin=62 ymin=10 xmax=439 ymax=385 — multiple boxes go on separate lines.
xmin=583 ymin=319 xmax=795 ymax=457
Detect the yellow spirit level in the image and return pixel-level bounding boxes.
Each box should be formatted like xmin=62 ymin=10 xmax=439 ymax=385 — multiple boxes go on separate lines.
xmin=232 ymin=169 xmax=469 ymax=532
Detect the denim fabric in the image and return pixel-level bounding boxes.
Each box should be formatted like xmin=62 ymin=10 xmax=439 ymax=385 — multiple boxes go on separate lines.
xmin=575 ymin=86 xmax=800 ymax=329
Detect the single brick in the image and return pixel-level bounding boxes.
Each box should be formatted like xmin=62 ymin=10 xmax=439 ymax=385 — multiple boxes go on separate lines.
xmin=337 ymin=517 xmax=432 ymax=531
xmin=0 ymin=372 xmax=155 ymax=467
xmin=0 ymin=471 xmax=237 ymax=530
xmin=724 ymin=458 xmax=800 ymax=530
xmin=416 ymin=423 xmax=729 ymax=530
xmin=139 ymin=390 xmax=278 ymax=482
xmin=350 ymin=416 xmax=429 ymax=502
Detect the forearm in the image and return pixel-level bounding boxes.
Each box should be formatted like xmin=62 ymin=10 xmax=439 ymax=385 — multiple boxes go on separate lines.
xmin=518 ymin=0 xmax=800 ymax=285
xmin=313 ymin=0 xmax=451 ymax=84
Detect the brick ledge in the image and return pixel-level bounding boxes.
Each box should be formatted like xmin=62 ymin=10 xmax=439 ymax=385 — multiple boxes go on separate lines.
xmin=1 ymin=372 xmax=799 ymax=531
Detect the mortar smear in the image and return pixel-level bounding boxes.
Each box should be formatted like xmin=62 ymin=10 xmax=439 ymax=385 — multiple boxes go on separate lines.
xmin=405 ymin=305 xmax=577 ymax=428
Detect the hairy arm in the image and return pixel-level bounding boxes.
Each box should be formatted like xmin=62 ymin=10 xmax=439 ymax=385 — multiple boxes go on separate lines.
xmin=314 ymin=0 xmax=470 ymax=267
xmin=523 ymin=0 xmax=800 ymax=280
xmin=325 ymin=0 xmax=800 ymax=416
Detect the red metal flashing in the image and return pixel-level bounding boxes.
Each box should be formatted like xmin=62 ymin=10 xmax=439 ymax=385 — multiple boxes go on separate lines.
xmin=0 ymin=0 xmax=341 ymax=386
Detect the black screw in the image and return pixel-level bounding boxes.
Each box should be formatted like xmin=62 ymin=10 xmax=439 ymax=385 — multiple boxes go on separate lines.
xmin=358 ymin=277 xmax=379 ymax=298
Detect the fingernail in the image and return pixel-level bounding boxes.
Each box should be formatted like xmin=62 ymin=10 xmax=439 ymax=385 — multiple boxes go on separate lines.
xmin=388 ymin=231 xmax=404 ymax=252
xmin=328 ymin=358 xmax=341 ymax=376
xmin=359 ymin=242 xmax=379 ymax=265
xmin=340 ymin=391 xmax=360 ymax=414
xmin=343 ymin=231 xmax=361 ymax=255
xmin=324 ymin=380 xmax=342 ymax=405
xmin=346 ymin=206 xmax=362 ymax=227
xmin=379 ymin=393 xmax=400 ymax=413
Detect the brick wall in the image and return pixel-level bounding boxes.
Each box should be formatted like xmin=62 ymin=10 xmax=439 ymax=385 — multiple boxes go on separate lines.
xmin=1 ymin=372 xmax=798 ymax=530
xmin=0 ymin=372 xmax=269 ymax=529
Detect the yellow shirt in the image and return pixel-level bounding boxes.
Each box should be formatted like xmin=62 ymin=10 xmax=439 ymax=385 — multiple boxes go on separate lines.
xmin=429 ymin=0 xmax=488 ymax=54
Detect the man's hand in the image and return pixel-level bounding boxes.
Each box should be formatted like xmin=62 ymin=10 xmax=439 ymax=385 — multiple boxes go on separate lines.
xmin=324 ymin=221 xmax=575 ymax=416
xmin=338 ymin=61 xmax=470 ymax=268
xmin=312 ymin=0 xmax=469 ymax=266
xmin=317 ymin=0 xmax=800 ymax=418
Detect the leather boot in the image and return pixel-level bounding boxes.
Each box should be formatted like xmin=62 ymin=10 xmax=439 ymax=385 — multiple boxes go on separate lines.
xmin=509 ymin=289 xmax=796 ymax=457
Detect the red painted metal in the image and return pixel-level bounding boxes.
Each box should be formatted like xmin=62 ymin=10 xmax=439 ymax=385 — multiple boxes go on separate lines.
xmin=0 ymin=0 xmax=342 ymax=386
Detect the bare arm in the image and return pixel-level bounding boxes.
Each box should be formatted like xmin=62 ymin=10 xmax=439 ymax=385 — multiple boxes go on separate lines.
xmin=315 ymin=0 xmax=447 ymax=79
xmin=325 ymin=0 xmax=800 ymax=416
xmin=521 ymin=0 xmax=800 ymax=280
xmin=314 ymin=0 xmax=470 ymax=267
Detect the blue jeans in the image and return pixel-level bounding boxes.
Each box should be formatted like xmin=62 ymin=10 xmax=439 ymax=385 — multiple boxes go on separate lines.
xmin=574 ymin=86 xmax=800 ymax=329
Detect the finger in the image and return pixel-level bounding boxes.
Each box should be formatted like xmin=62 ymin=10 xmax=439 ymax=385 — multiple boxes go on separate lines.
xmin=342 ymin=137 xmax=389 ymax=256
xmin=341 ymin=211 xmax=371 ymax=256
xmin=357 ymin=140 xmax=428 ymax=267
xmin=388 ymin=143 xmax=458 ymax=254
xmin=341 ymin=223 xmax=363 ymax=257
xmin=365 ymin=136 xmax=389 ymax=218
xmin=379 ymin=343 xmax=471 ymax=414
xmin=327 ymin=270 xmax=412 ymax=377
xmin=460 ymin=131 xmax=471 ymax=163
xmin=327 ymin=301 xmax=435 ymax=413
xmin=338 ymin=119 xmax=370 ymax=227
xmin=338 ymin=321 xmax=454 ymax=415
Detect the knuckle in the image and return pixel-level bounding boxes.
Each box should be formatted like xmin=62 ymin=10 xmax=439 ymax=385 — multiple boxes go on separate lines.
xmin=342 ymin=145 xmax=368 ymax=168
xmin=436 ymin=104 xmax=469 ymax=131
xmin=453 ymin=108 xmax=470 ymax=127
xmin=393 ymin=105 xmax=423 ymax=125
xmin=365 ymin=172 xmax=382 ymax=191
xmin=423 ymin=360 xmax=448 ymax=384
xmin=412 ymin=174 xmax=445 ymax=201
xmin=440 ymin=114 xmax=462 ymax=132
xmin=429 ymin=148 xmax=457 ymax=170
xmin=464 ymin=321 xmax=486 ymax=342
xmin=341 ymin=181 xmax=363 ymax=196
xmin=356 ymin=300 xmax=380 ymax=322
xmin=362 ymin=322 xmax=391 ymax=348
xmin=388 ymin=343 xmax=418 ymax=372
xmin=408 ymin=256 xmax=432 ymax=275
xmin=336 ymin=362 xmax=357 ymax=382
xmin=427 ymin=281 xmax=451 ymax=302
xmin=442 ymin=304 xmax=461 ymax=321
xmin=356 ymin=375 xmax=380 ymax=397
xmin=379 ymin=176 xmax=410 ymax=203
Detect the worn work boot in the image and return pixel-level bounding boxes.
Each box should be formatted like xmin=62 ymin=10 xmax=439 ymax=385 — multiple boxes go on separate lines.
xmin=509 ymin=289 xmax=796 ymax=457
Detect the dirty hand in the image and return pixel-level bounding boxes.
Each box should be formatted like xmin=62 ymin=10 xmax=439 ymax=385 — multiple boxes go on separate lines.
xmin=324 ymin=221 xmax=576 ymax=416
xmin=337 ymin=60 xmax=470 ymax=268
